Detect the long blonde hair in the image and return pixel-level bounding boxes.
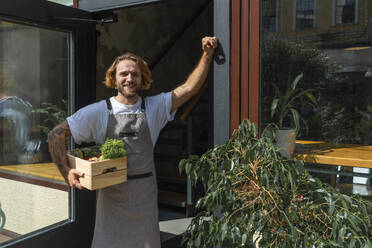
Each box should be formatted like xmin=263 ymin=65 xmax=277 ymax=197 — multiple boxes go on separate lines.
xmin=103 ymin=52 xmax=153 ymax=90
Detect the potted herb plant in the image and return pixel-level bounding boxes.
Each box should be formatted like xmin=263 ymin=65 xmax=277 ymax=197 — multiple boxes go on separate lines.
xmin=270 ymin=73 xmax=317 ymax=158
xmin=179 ymin=120 xmax=372 ymax=247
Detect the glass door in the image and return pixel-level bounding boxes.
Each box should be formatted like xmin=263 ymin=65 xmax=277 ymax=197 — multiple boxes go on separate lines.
xmin=0 ymin=19 xmax=70 ymax=240
xmin=0 ymin=1 xmax=96 ymax=247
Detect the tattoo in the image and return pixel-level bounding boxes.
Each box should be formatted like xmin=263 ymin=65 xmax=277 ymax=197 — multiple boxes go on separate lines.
xmin=48 ymin=121 xmax=71 ymax=181
xmin=203 ymin=57 xmax=209 ymax=64
xmin=49 ymin=127 xmax=66 ymax=141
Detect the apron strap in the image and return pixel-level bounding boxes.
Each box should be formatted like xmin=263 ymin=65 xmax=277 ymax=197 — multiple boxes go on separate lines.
xmin=107 ymin=97 xmax=144 ymax=112
xmin=106 ymin=98 xmax=113 ymax=112
xmin=127 ymin=171 xmax=153 ymax=180
xmin=141 ymin=97 xmax=145 ymax=112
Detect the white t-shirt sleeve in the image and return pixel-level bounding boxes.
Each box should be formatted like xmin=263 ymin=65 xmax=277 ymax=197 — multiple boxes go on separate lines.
xmin=145 ymin=91 xmax=176 ymax=145
xmin=66 ymin=100 xmax=108 ymax=145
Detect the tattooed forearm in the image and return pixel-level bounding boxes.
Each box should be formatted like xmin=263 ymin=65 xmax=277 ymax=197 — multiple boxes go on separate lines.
xmin=171 ymin=52 xmax=213 ymax=112
xmin=48 ymin=120 xmax=72 ymax=180
xmin=49 ymin=127 xmax=67 ymax=141
xmin=203 ymin=55 xmax=211 ymax=65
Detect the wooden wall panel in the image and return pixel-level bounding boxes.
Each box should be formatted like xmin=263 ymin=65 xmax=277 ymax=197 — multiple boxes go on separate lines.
xmin=248 ymin=0 xmax=260 ymax=126
xmin=240 ymin=0 xmax=249 ymax=121
xmin=230 ymin=0 xmax=241 ymax=135
xmin=230 ymin=0 xmax=260 ymax=135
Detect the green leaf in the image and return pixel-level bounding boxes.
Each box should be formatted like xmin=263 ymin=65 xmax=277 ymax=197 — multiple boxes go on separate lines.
xmin=241 ymin=233 xmax=247 ymax=246
xmin=348 ymin=238 xmax=356 ymax=248
xmin=338 ymin=226 xmax=346 ymax=243
xmin=194 ymin=234 xmax=201 ymax=247
xmin=221 ymin=223 xmax=228 ymax=241
xmin=271 ymin=98 xmax=279 ymax=118
xmin=289 ymin=108 xmax=300 ymax=131
xmin=305 ymin=91 xmax=318 ymax=106
xmin=329 ymin=240 xmax=343 ymax=247
xmin=291 ymin=73 xmax=303 ymax=90
xmin=328 ymin=200 xmax=335 ymax=215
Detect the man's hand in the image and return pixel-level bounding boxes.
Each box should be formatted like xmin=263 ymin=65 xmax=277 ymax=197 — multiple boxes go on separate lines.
xmin=67 ymin=169 xmax=84 ymax=189
xmin=202 ymin=36 xmax=217 ymax=56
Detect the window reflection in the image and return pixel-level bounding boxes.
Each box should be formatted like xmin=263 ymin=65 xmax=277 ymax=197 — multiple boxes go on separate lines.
xmin=0 ymin=20 xmax=69 ymax=243
xmin=262 ymin=0 xmax=278 ymax=33
xmin=335 ymin=0 xmax=356 ymax=25
xmin=261 ymin=0 xmax=371 ymax=187
xmin=295 ymin=0 xmax=315 ymax=30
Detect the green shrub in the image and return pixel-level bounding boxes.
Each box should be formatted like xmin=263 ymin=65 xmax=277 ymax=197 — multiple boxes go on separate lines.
xmin=100 ymin=139 xmax=128 ymax=160
xmin=179 ymin=120 xmax=372 ymax=248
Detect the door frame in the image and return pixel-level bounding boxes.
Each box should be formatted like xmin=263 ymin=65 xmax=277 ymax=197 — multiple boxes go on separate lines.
xmin=230 ymin=0 xmax=260 ymax=135
xmin=0 ymin=1 xmax=96 ymax=247
xmin=213 ymin=0 xmax=261 ymax=145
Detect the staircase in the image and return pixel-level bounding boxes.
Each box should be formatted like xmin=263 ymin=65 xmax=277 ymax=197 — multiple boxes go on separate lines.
xmin=154 ymin=89 xmax=211 ymax=216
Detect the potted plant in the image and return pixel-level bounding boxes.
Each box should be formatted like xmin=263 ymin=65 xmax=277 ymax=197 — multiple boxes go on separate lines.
xmin=179 ymin=120 xmax=372 ymax=247
xmin=270 ymin=73 xmax=317 ymax=158
xmin=29 ymin=100 xmax=67 ymax=162
xmin=67 ymin=139 xmax=128 ymax=190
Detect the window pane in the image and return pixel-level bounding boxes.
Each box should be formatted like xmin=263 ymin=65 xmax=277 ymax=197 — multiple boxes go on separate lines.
xmin=262 ymin=0 xmax=278 ymax=33
xmin=296 ymin=0 xmax=315 ymax=29
xmin=335 ymin=0 xmax=356 ymax=25
xmin=0 ymin=20 xmax=70 ymax=243
xmin=260 ymin=1 xmax=371 ymax=186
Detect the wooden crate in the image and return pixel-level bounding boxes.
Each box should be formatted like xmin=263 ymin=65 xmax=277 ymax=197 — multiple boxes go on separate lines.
xmin=67 ymin=153 xmax=127 ymax=190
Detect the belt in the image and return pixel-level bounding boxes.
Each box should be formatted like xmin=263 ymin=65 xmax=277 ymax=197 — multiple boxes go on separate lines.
xmin=127 ymin=172 xmax=153 ymax=180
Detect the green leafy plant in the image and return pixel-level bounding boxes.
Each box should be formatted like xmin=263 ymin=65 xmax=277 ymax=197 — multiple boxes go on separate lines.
xmin=270 ymin=73 xmax=318 ymax=132
xmin=31 ymin=100 xmax=67 ymax=140
xmin=100 ymin=139 xmax=128 ymax=159
xmin=179 ymin=119 xmax=372 ymax=248
xmin=261 ymin=37 xmax=341 ymax=138
xmin=72 ymin=145 xmax=101 ymax=160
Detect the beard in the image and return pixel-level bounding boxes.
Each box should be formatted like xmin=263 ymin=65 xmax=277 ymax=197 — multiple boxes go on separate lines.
xmin=117 ymin=84 xmax=141 ymax=99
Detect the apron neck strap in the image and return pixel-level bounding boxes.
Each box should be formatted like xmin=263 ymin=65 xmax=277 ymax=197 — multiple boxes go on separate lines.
xmin=106 ymin=97 xmax=145 ymax=113
xmin=141 ymin=97 xmax=145 ymax=112
xmin=106 ymin=98 xmax=113 ymax=113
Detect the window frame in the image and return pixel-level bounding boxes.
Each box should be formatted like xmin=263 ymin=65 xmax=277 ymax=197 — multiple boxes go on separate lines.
xmin=332 ymin=0 xmax=358 ymax=26
xmin=0 ymin=1 xmax=96 ymax=247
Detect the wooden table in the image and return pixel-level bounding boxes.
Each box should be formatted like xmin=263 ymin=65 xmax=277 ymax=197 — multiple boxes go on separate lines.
xmin=295 ymin=140 xmax=372 ymax=196
xmin=295 ymin=140 xmax=372 ymax=169
xmin=0 ymin=163 xmax=67 ymax=191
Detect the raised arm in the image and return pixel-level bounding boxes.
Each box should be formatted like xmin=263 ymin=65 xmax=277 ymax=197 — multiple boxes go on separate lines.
xmin=48 ymin=120 xmax=84 ymax=189
xmin=171 ymin=36 xmax=217 ymax=113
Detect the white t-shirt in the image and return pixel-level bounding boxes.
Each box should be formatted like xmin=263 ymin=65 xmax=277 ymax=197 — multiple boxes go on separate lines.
xmin=67 ymin=92 xmax=175 ymax=146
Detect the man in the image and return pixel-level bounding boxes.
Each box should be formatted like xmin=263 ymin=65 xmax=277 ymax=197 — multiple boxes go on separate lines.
xmin=48 ymin=36 xmax=217 ymax=248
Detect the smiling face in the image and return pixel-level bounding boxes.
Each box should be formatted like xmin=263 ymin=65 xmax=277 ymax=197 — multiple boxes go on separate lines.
xmin=115 ymin=59 xmax=142 ymax=103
